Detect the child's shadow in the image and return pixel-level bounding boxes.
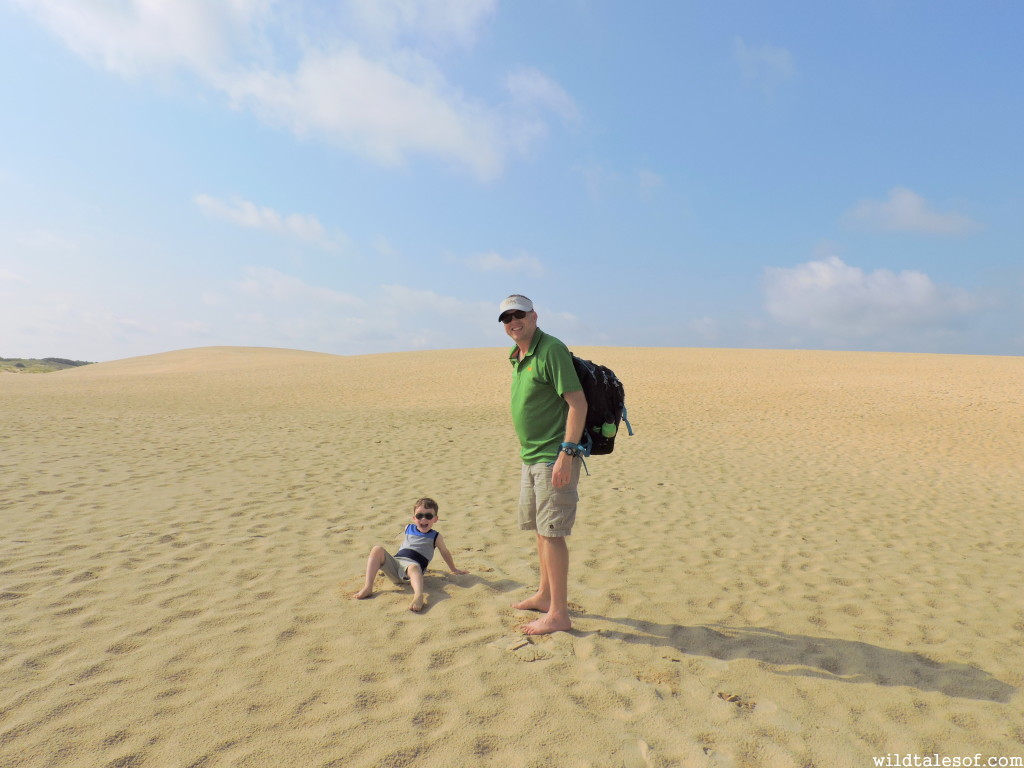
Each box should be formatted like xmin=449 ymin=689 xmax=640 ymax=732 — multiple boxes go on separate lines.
xmin=590 ymin=616 xmax=1015 ymax=703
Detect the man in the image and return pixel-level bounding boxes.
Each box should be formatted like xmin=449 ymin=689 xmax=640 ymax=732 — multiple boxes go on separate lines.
xmin=499 ymin=294 xmax=587 ymax=635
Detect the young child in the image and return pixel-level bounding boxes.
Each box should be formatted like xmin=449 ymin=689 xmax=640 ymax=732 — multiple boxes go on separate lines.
xmin=352 ymin=497 xmax=468 ymax=612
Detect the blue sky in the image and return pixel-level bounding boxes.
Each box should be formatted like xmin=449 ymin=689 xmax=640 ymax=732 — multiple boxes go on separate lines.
xmin=2 ymin=1 xmax=1022 ymax=362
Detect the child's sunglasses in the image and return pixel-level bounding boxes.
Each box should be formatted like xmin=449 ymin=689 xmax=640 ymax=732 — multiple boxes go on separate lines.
xmin=415 ymin=512 xmax=436 ymax=520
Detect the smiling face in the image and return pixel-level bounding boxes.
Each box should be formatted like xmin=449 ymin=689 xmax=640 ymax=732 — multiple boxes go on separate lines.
xmin=502 ymin=309 xmax=538 ymax=348
xmin=411 ymin=502 xmax=438 ymax=533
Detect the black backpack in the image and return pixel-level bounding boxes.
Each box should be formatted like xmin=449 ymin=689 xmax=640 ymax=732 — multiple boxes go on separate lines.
xmin=571 ymin=355 xmax=633 ymax=457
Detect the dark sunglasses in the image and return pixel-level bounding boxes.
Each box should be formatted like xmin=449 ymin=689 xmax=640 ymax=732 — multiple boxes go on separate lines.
xmin=415 ymin=512 xmax=436 ymax=520
xmin=500 ymin=310 xmax=527 ymax=324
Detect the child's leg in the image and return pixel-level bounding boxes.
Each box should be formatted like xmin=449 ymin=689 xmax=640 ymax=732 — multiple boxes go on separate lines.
xmin=406 ymin=564 xmax=425 ymax=612
xmin=353 ymin=545 xmax=387 ymax=599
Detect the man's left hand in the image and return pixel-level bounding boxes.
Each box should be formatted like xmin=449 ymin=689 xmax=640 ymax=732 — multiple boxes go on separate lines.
xmin=552 ymin=451 xmax=573 ymax=488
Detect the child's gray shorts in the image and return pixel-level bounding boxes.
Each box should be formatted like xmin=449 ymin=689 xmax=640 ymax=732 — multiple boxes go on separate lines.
xmin=380 ymin=551 xmax=420 ymax=584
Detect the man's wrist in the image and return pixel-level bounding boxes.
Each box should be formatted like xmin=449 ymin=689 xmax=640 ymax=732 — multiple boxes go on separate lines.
xmin=559 ymin=442 xmax=580 ymax=457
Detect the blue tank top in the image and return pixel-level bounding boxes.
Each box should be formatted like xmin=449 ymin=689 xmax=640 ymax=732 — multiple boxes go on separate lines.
xmin=395 ymin=524 xmax=438 ymax=571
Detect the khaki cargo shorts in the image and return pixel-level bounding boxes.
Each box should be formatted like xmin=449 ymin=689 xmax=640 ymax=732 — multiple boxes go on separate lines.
xmin=518 ymin=460 xmax=581 ymax=538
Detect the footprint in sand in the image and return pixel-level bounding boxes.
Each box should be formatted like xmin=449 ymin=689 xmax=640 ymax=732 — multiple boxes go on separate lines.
xmin=717 ymin=691 xmax=756 ymax=711
xmin=488 ymin=633 xmax=575 ymax=662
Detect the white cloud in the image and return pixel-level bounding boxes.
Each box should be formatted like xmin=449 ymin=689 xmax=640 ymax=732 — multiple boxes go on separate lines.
xmin=219 ymin=48 xmax=505 ymax=178
xmin=17 ymin=229 xmax=79 ymax=253
xmin=379 ymin=284 xmax=483 ymax=317
xmin=688 ymin=316 xmax=719 ymax=342
xmin=14 ymin=0 xmax=569 ymax=180
xmin=0 ymin=269 xmax=30 ymax=285
xmin=0 ymin=278 xmax=161 ymax=360
xmin=0 ymin=234 xmax=499 ymax=359
xmin=843 ymin=187 xmax=979 ymax=235
xmin=194 ymin=194 xmax=346 ymax=250
xmin=10 ymin=0 xmax=263 ymax=79
xmin=636 ymin=168 xmax=664 ymax=194
xmin=232 ymin=267 xmax=361 ymax=306
xmin=344 ymin=0 xmax=497 ymax=50
xmin=764 ymin=255 xmax=976 ymax=340
xmin=573 ymin=161 xmax=667 ymax=200
xmin=733 ymin=37 xmax=795 ymax=95
xmin=457 ymin=251 xmax=545 ymax=277
xmin=373 ymin=235 xmax=400 ymax=257
xmin=221 ymin=269 xmax=494 ymax=352
xmin=576 ymin=162 xmax=618 ymax=200
xmin=506 ymin=67 xmax=580 ymax=124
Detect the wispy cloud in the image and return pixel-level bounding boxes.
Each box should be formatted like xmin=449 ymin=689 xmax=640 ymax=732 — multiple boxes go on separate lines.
xmin=733 ymin=37 xmax=795 ymax=96
xmin=219 ymin=49 xmax=505 ymax=178
xmin=9 ymin=0 xmax=258 ymax=78
xmin=16 ymin=229 xmax=79 ymax=253
xmin=636 ymin=168 xmax=664 ymax=195
xmin=0 ymin=268 xmax=30 ymax=285
xmin=572 ymin=162 xmax=667 ymax=200
xmin=455 ymin=250 xmax=545 ymax=277
xmin=506 ymin=67 xmax=580 ymax=124
xmin=344 ymin=0 xmax=497 ymax=51
xmin=576 ymin=162 xmax=617 ymax=200
xmin=232 ymin=267 xmax=361 ymax=306
xmin=220 ymin=268 xmax=495 ymax=352
xmin=14 ymin=0 xmax=571 ymax=180
xmin=843 ymin=187 xmax=979 ymax=235
xmin=194 ymin=194 xmax=347 ymax=251
xmin=764 ymin=255 xmax=976 ymax=340
xmin=0 ymin=277 xmax=161 ymax=360
xmin=373 ymin=235 xmax=400 ymax=257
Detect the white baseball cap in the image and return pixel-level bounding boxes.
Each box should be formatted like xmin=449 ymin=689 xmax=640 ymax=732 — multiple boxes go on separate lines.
xmin=498 ymin=294 xmax=534 ymax=321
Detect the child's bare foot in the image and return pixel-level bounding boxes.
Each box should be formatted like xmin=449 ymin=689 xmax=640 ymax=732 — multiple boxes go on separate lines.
xmin=522 ymin=615 xmax=571 ymax=635
xmin=353 ymin=587 xmax=373 ymax=600
xmin=409 ymin=594 xmax=426 ymax=612
xmin=511 ymin=594 xmax=549 ymax=612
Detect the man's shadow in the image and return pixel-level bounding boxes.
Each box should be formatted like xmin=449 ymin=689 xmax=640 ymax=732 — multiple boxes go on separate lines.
xmin=588 ymin=616 xmax=1015 ymax=703
xmin=390 ymin=574 xmax=523 ymax=612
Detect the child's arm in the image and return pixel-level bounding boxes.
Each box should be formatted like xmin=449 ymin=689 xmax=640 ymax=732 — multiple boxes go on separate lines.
xmin=434 ymin=534 xmax=469 ymax=575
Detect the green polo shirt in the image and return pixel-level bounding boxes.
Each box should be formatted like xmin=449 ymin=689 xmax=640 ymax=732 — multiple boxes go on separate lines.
xmin=509 ymin=328 xmax=582 ymax=464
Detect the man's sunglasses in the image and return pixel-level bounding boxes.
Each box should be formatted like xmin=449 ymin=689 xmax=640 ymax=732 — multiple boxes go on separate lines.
xmin=500 ymin=310 xmax=527 ymax=324
xmin=415 ymin=512 xmax=436 ymax=520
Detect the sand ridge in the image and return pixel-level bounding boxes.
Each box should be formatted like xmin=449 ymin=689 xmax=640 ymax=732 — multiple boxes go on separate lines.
xmin=2 ymin=346 xmax=1023 ymax=767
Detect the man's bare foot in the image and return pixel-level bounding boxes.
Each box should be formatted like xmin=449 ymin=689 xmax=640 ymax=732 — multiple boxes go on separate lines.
xmin=522 ymin=615 xmax=571 ymax=635
xmin=511 ymin=594 xmax=549 ymax=612
xmin=409 ymin=594 xmax=426 ymax=612
xmin=353 ymin=587 xmax=373 ymax=600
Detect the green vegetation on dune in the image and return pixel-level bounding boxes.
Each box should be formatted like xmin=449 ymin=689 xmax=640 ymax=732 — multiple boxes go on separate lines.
xmin=0 ymin=357 xmax=95 ymax=373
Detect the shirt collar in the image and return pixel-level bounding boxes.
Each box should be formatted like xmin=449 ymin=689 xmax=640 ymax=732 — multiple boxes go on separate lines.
xmin=508 ymin=327 xmax=544 ymax=363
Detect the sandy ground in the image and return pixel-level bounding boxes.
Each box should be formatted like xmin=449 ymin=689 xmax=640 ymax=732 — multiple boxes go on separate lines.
xmin=2 ymin=345 xmax=1023 ymax=768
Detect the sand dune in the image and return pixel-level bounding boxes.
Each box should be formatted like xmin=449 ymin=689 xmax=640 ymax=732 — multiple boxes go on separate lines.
xmin=2 ymin=346 xmax=1022 ymax=767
